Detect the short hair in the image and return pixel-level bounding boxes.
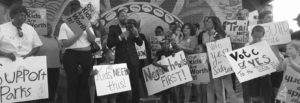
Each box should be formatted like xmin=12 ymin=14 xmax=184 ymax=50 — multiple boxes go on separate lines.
xmin=251 ymin=25 xmax=265 ymax=36
xmin=126 ymin=19 xmax=138 ymax=28
xmin=117 ymin=9 xmax=126 ymax=17
xmin=9 ymin=5 xmax=28 ymax=18
xmin=182 ymin=23 xmax=196 ymax=36
xmin=169 ymin=22 xmax=177 ymax=26
xmin=155 ymin=26 xmax=164 ymax=32
xmin=258 ymin=11 xmax=272 ymax=20
xmin=194 ymin=23 xmax=200 ymax=29
xmin=288 ymin=40 xmax=300 ymax=52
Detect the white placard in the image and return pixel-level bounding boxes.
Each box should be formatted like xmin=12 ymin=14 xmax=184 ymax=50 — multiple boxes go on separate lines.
xmin=226 ymin=41 xmax=279 ymax=82
xmin=135 ymin=41 xmax=147 ymax=59
xmin=26 ymin=8 xmax=47 ymax=36
xmin=187 ymin=53 xmax=210 ymax=84
xmin=94 ymin=63 xmax=131 ymax=96
xmin=249 ymin=21 xmax=291 ymax=45
xmin=206 ymin=37 xmax=233 ymax=78
xmin=143 ymin=51 xmax=192 ymax=95
xmin=224 ymin=20 xmax=249 ymax=43
xmin=0 ymin=56 xmax=48 ymax=103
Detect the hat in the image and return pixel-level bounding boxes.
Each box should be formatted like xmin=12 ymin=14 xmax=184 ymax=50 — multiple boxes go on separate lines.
xmin=294 ymin=14 xmax=300 ymax=21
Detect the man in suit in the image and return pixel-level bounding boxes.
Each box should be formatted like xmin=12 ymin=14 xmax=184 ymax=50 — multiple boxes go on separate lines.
xmin=107 ymin=9 xmax=143 ymax=103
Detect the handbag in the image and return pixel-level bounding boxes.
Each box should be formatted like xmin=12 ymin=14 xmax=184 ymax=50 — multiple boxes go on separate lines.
xmin=90 ymin=41 xmax=100 ymax=53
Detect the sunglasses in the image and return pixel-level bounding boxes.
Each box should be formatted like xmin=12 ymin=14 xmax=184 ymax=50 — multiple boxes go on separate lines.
xmin=17 ymin=28 xmax=23 ymax=38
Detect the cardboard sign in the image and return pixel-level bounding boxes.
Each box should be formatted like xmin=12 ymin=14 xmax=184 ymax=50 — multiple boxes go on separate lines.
xmin=206 ymin=37 xmax=233 ymax=78
xmin=277 ymin=67 xmax=300 ymax=103
xmin=150 ymin=36 xmax=164 ymax=59
xmin=187 ymin=53 xmax=210 ymax=84
xmin=94 ymin=63 xmax=131 ymax=96
xmin=249 ymin=21 xmax=291 ymax=45
xmin=26 ymin=8 xmax=47 ymax=36
xmin=142 ymin=51 xmax=192 ymax=95
xmin=224 ymin=20 xmax=249 ymax=43
xmin=226 ymin=41 xmax=279 ymax=82
xmin=135 ymin=41 xmax=147 ymax=59
xmin=64 ymin=3 xmax=96 ymax=34
xmin=0 ymin=56 xmax=48 ymax=103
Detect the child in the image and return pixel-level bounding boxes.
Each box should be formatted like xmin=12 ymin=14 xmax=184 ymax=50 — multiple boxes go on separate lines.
xmin=278 ymin=40 xmax=300 ymax=72
xmin=90 ymin=47 xmax=117 ymax=103
xmin=152 ymin=38 xmax=178 ymax=103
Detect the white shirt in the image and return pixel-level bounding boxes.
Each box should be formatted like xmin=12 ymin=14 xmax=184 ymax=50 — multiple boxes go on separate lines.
xmin=0 ymin=22 xmax=43 ymax=56
xmin=58 ymin=23 xmax=94 ymax=49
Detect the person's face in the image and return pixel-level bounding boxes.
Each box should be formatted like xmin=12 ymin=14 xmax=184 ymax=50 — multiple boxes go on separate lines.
xmin=161 ymin=41 xmax=170 ymax=50
xmin=286 ymin=44 xmax=299 ymax=57
xmin=251 ymin=30 xmax=264 ymax=42
xmin=183 ymin=25 xmax=191 ymax=36
xmin=118 ymin=11 xmax=127 ymax=24
xmin=155 ymin=28 xmax=163 ymax=36
xmin=12 ymin=12 xmax=27 ymax=26
xmin=206 ymin=19 xmax=214 ymax=30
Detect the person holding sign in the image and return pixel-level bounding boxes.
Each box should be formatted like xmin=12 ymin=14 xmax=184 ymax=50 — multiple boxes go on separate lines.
xmin=243 ymin=25 xmax=273 ymax=103
xmin=0 ymin=5 xmax=43 ymax=61
xmin=172 ymin=23 xmax=197 ymax=103
xmin=58 ymin=1 xmax=96 ymax=103
xmin=107 ymin=9 xmax=143 ymax=103
xmin=199 ymin=16 xmax=238 ymax=103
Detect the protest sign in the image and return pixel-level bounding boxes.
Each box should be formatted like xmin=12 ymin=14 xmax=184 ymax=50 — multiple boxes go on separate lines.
xmin=206 ymin=37 xmax=233 ymax=78
xmin=23 ymin=0 xmax=72 ymax=37
xmin=94 ymin=63 xmax=131 ymax=96
xmin=26 ymin=8 xmax=47 ymax=36
xmin=150 ymin=36 xmax=164 ymax=59
xmin=277 ymin=66 xmax=300 ymax=103
xmin=187 ymin=53 xmax=210 ymax=84
xmin=135 ymin=41 xmax=147 ymax=59
xmin=249 ymin=21 xmax=291 ymax=45
xmin=225 ymin=41 xmax=279 ymax=83
xmin=64 ymin=3 xmax=96 ymax=34
xmin=143 ymin=51 xmax=192 ymax=95
xmin=0 ymin=56 xmax=48 ymax=103
xmin=224 ymin=20 xmax=249 ymax=43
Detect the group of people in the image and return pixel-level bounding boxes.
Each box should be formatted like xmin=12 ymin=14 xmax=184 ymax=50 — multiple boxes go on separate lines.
xmin=0 ymin=0 xmax=300 ymax=103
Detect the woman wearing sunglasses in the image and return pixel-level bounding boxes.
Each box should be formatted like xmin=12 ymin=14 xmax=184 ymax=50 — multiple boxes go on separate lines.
xmin=0 ymin=5 xmax=42 ymax=61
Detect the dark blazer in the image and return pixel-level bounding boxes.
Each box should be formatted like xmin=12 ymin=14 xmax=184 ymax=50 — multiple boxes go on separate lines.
xmin=107 ymin=24 xmax=143 ymax=67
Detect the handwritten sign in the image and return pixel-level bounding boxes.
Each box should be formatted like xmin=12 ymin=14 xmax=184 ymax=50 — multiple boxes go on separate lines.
xmin=142 ymin=51 xmax=192 ymax=95
xmin=135 ymin=41 xmax=147 ymax=59
xmin=0 ymin=56 xmax=48 ymax=103
xmin=249 ymin=21 xmax=291 ymax=45
xmin=277 ymin=67 xmax=300 ymax=103
xmin=150 ymin=36 xmax=164 ymax=59
xmin=23 ymin=0 xmax=72 ymax=37
xmin=26 ymin=8 xmax=47 ymax=36
xmin=187 ymin=53 xmax=210 ymax=84
xmin=64 ymin=3 xmax=96 ymax=34
xmin=225 ymin=41 xmax=279 ymax=82
xmin=94 ymin=63 xmax=131 ymax=96
xmin=224 ymin=20 xmax=249 ymax=43
xmin=206 ymin=37 xmax=233 ymax=78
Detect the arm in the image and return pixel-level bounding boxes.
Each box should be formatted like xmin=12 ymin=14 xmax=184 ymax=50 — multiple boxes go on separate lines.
xmin=176 ymin=38 xmax=197 ymax=54
xmin=86 ymin=27 xmax=96 ymax=42
xmin=0 ymin=50 xmax=15 ymax=61
xmin=107 ymin=25 xmax=122 ymax=49
xmin=131 ymin=27 xmax=143 ymax=46
xmin=59 ymin=24 xmax=83 ymax=47
xmin=152 ymin=57 xmax=169 ymax=72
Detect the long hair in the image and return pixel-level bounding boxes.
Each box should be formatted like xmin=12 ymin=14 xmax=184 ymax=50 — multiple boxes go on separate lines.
xmin=207 ymin=16 xmax=226 ymax=39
